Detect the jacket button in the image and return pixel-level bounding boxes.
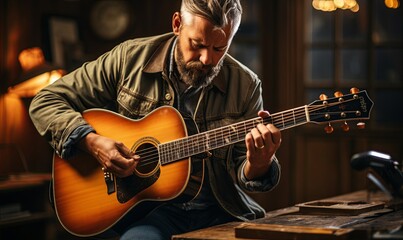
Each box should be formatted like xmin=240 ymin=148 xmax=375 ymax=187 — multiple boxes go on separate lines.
xmin=165 ymin=93 xmax=172 ymax=100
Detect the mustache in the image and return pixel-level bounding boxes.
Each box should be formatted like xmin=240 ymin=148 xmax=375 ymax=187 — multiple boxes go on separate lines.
xmin=186 ymin=61 xmax=211 ymax=71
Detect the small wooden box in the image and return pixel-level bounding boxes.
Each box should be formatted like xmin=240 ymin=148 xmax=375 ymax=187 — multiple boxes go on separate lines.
xmin=296 ymin=200 xmax=385 ymax=215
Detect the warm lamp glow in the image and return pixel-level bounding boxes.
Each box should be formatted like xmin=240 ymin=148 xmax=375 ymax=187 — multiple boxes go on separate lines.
xmin=7 ymin=47 xmax=65 ymax=98
xmin=18 ymin=47 xmax=46 ymax=72
xmin=385 ymin=0 xmax=400 ymax=8
xmin=312 ymin=0 xmax=359 ymax=12
xmin=7 ymin=70 xmax=64 ymax=98
xmin=313 ymin=0 xmax=400 ymax=12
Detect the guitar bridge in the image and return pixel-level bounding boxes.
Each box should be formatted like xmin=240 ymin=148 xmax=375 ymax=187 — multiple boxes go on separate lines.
xmin=103 ymin=171 xmax=115 ymax=195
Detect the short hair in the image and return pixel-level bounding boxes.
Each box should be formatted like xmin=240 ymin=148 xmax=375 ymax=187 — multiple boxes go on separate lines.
xmin=180 ymin=0 xmax=242 ymax=32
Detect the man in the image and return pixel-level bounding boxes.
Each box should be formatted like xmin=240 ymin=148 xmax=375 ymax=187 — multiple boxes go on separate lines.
xmin=29 ymin=0 xmax=282 ymax=239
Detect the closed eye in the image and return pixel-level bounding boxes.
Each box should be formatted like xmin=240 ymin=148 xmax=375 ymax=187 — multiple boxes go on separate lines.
xmin=214 ymin=46 xmax=227 ymax=52
xmin=191 ymin=40 xmax=205 ymax=50
xmin=191 ymin=40 xmax=227 ymax=52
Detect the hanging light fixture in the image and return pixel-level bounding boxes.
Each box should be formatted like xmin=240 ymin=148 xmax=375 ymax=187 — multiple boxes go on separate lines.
xmin=385 ymin=0 xmax=400 ymax=8
xmin=312 ymin=0 xmax=360 ymax=12
xmin=313 ymin=0 xmax=400 ymax=12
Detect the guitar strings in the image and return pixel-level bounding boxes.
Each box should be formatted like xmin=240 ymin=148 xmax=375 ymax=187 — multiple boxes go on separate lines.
xmin=134 ymin=107 xmax=306 ymax=168
xmin=134 ymin=103 xmax=343 ymax=167
xmin=136 ymin=107 xmax=337 ymax=168
xmin=133 ymin=99 xmax=358 ymax=168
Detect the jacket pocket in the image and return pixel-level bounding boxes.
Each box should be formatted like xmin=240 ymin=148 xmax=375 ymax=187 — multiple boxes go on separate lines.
xmin=117 ymin=88 xmax=158 ymax=118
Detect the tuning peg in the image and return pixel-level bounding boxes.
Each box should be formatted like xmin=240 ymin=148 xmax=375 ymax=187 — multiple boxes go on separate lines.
xmin=357 ymin=122 xmax=366 ymax=129
xmin=350 ymin=87 xmax=359 ymax=94
xmin=341 ymin=122 xmax=350 ymax=131
xmin=325 ymin=123 xmax=334 ymax=134
xmin=334 ymin=91 xmax=343 ymax=97
xmin=319 ymin=94 xmax=328 ymax=101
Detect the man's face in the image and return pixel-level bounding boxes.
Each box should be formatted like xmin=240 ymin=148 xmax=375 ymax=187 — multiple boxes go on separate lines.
xmin=173 ymin=13 xmax=235 ymax=88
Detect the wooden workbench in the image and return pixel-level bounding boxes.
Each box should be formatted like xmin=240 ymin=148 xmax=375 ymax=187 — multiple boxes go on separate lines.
xmin=172 ymin=190 xmax=403 ymax=240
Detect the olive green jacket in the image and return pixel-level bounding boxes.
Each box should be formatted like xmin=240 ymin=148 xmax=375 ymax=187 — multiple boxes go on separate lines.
xmin=29 ymin=33 xmax=280 ymax=221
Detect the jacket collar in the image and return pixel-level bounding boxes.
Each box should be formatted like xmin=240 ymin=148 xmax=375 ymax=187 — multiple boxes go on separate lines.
xmin=142 ymin=33 xmax=175 ymax=74
xmin=142 ymin=33 xmax=227 ymax=94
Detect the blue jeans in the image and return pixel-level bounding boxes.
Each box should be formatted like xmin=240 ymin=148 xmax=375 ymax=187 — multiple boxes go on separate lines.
xmin=119 ymin=203 xmax=236 ymax=240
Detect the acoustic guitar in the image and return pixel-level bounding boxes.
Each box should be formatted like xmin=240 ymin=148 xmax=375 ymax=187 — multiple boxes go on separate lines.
xmin=52 ymin=89 xmax=373 ymax=237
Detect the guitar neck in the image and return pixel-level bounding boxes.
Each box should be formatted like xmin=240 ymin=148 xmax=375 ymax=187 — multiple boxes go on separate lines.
xmin=159 ymin=105 xmax=309 ymax=164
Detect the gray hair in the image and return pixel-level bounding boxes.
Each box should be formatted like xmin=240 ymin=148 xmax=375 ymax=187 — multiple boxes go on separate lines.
xmin=180 ymin=0 xmax=242 ymax=32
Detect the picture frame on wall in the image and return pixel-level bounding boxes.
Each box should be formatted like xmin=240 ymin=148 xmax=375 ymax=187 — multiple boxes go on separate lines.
xmin=43 ymin=15 xmax=84 ymax=72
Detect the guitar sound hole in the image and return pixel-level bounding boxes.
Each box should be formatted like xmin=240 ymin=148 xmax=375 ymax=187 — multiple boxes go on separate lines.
xmin=135 ymin=143 xmax=159 ymax=176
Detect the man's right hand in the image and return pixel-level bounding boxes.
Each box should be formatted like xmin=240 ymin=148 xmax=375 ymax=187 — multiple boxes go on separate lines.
xmin=79 ymin=132 xmax=139 ymax=178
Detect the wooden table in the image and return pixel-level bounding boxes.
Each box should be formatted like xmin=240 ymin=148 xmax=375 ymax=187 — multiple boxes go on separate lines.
xmin=172 ymin=190 xmax=403 ymax=240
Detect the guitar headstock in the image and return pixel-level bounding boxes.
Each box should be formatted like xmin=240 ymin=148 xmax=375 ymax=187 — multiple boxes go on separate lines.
xmin=308 ymin=88 xmax=374 ymax=133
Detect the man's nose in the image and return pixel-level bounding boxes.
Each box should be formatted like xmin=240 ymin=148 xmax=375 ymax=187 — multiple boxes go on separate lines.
xmin=199 ymin=48 xmax=213 ymax=66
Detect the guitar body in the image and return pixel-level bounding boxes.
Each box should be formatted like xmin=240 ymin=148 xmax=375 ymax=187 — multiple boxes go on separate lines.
xmin=52 ymin=106 xmax=204 ymax=237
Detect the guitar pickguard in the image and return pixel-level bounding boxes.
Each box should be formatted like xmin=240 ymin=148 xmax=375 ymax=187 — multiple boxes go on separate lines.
xmin=116 ymin=169 xmax=160 ymax=203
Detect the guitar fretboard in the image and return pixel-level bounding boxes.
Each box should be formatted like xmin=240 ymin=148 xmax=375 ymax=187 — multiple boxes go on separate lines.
xmin=159 ymin=105 xmax=309 ymax=164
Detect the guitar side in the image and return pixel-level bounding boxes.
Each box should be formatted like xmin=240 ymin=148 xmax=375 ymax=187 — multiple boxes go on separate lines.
xmin=52 ymin=106 xmax=198 ymax=237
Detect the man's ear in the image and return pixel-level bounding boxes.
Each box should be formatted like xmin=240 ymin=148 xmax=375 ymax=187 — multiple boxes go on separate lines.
xmin=172 ymin=12 xmax=181 ymax=35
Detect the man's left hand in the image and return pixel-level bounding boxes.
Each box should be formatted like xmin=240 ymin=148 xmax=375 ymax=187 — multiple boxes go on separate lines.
xmin=244 ymin=110 xmax=281 ymax=180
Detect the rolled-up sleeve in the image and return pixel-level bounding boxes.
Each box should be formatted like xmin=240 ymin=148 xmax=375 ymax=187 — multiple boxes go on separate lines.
xmin=29 ymin=43 xmax=124 ymax=157
xmin=61 ymin=125 xmax=95 ymax=159
xmin=238 ymin=156 xmax=281 ymax=192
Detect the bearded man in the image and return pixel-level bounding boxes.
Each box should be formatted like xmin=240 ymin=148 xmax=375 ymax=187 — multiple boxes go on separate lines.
xmin=29 ymin=0 xmax=282 ymax=239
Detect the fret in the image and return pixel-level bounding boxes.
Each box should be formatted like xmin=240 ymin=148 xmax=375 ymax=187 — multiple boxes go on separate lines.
xmin=239 ymin=121 xmax=249 ymax=140
xmin=213 ymin=128 xmax=220 ymax=149
xmin=284 ymin=115 xmax=294 ymax=129
xmin=225 ymin=126 xmax=232 ymax=144
xmin=158 ymin=144 xmax=164 ymax=164
xmin=197 ymin=134 xmax=206 ymax=154
xmin=205 ymin=132 xmax=211 ymax=151
xmin=211 ymin=128 xmax=218 ymax=149
xmin=220 ymin=127 xmax=225 ymax=147
xmin=281 ymin=113 xmax=285 ymax=129
xmin=243 ymin=121 xmax=247 ymax=139
xmin=187 ymin=137 xmax=193 ymax=157
xmin=174 ymin=141 xmax=181 ymax=159
xmin=189 ymin=134 xmax=196 ymax=156
xmin=162 ymin=144 xmax=168 ymax=164
xmin=176 ymin=139 xmax=182 ymax=160
xmin=230 ymin=125 xmax=238 ymax=142
xmin=182 ymin=138 xmax=189 ymax=159
xmin=161 ymin=142 xmax=170 ymax=164
xmin=160 ymin=142 xmax=166 ymax=164
xmin=220 ymin=126 xmax=227 ymax=147
xmin=234 ymin=124 xmax=240 ymax=141
xmin=253 ymin=118 xmax=261 ymax=130
xmin=285 ymin=110 xmax=294 ymax=129
xmin=168 ymin=142 xmax=176 ymax=162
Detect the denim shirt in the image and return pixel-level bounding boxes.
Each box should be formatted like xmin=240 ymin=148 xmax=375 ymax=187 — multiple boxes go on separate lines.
xmin=29 ymin=33 xmax=281 ymax=221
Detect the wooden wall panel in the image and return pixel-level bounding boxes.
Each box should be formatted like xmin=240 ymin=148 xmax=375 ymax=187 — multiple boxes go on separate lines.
xmin=296 ymin=136 xmax=340 ymax=202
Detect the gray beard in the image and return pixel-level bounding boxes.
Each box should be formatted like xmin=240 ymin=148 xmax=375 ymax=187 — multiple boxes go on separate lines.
xmin=175 ymin=45 xmax=223 ymax=88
